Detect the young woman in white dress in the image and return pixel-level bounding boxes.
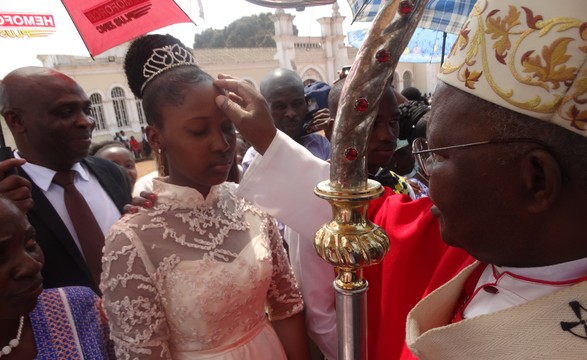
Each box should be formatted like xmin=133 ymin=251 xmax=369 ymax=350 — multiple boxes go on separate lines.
xmin=100 ymin=34 xmax=309 ymax=360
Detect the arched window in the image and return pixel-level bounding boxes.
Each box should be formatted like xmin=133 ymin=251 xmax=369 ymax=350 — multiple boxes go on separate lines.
xmin=89 ymin=93 xmax=107 ymax=131
xmin=403 ymin=71 xmax=413 ymax=89
xmin=135 ymin=98 xmax=146 ymax=125
xmin=302 ymin=67 xmax=323 ymax=83
xmin=111 ymin=87 xmax=129 ymax=127
xmin=392 ymin=71 xmax=400 ymax=90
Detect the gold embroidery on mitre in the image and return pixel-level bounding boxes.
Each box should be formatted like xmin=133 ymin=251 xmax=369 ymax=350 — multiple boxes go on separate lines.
xmin=439 ymin=0 xmax=586 ymax=130
xmin=485 ymin=5 xmax=522 ymax=65
xmin=556 ymin=62 xmax=587 ymax=131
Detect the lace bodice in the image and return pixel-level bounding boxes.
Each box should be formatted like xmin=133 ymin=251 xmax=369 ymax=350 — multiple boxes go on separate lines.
xmin=101 ymin=179 xmax=303 ymax=359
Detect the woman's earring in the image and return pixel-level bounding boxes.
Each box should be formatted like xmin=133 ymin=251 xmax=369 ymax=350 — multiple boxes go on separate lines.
xmin=155 ymin=148 xmax=167 ymax=176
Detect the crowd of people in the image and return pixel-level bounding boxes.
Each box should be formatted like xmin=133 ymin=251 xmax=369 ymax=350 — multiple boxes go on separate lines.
xmin=0 ymin=0 xmax=585 ymax=359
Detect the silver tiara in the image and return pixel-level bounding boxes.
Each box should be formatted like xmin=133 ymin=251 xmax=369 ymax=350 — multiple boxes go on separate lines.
xmin=140 ymin=43 xmax=198 ymax=94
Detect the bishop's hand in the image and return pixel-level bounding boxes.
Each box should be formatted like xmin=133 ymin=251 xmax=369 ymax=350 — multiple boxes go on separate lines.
xmin=214 ymin=74 xmax=277 ymax=155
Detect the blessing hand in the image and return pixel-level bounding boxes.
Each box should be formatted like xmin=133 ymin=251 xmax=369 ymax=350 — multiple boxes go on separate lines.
xmin=214 ymin=74 xmax=277 ymax=155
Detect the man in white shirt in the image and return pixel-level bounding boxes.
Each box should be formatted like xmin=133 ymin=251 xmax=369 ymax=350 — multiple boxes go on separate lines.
xmin=241 ymin=68 xmax=335 ymax=359
xmin=0 ymin=67 xmax=132 ymax=294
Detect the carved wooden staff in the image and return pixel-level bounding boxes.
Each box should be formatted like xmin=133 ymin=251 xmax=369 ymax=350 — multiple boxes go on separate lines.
xmin=313 ymin=0 xmax=428 ymax=358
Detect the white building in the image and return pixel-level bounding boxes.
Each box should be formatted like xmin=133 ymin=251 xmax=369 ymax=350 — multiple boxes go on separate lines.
xmin=1 ymin=3 xmax=439 ymax=148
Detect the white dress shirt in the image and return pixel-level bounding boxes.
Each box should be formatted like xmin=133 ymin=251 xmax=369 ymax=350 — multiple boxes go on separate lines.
xmin=17 ymin=152 xmax=121 ymax=258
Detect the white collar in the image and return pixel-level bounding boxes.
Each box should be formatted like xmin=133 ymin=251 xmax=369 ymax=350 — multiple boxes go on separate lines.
xmin=15 ymin=150 xmax=89 ymax=191
xmin=463 ymin=257 xmax=587 ymax=319
xmin=493 ymin=257 xmax=587 ymax=283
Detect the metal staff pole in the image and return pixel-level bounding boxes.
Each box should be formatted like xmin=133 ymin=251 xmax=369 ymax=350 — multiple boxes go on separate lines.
xmin=313 ymin=0 xmax=428 ymax=358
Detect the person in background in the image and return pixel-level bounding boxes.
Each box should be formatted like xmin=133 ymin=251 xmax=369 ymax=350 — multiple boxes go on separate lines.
xmin=90 ymin=140 xmax=138 ymax=190
xmin=113 ymin=131 xmax=122 ymax=142
xmin=241 ymin=68 xmax=330 ymax=172
xmin=0 ymin=66 xmax=132 ymax=295
xmin=0 ymin=196 xmax=114 ymax=359
xmin=400 ymin=86 xmax=429 ymax=106
xmin=394 ymin=100 xmax=431 ymax=197
xmin=216 ymin=0 xmax=587 ymax=358
xmin=128 ymin=135 xmax=141 ymax=160
xmin=118 ymin=130 xmax=130 ymax=149
xmin=328 ymin=79 xmax=414 ymax=197
xmin=398 ymin=101 xmax=429 ymax=146
xmin=390 ymin=139 xmax=428 ymax=198
xmin=101 ymin=34 xmax=308 ymax=359
xmin=390 ymin=139 xmax=415 ymax=175
xmin=140 ymin=126 xmax=152 ymax=159
xmin=304 ymin=80 xmax=331 ymax=135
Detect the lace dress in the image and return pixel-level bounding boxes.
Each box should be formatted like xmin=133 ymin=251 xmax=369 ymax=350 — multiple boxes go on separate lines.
xmin=101 ymin=179 xmax=303 ymax=360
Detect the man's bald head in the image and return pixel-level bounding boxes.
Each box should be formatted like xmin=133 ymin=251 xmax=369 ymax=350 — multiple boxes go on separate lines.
xmin=1 ymin=66 xmax=94 ymax=170
xmin=259 ymin=68 xmax=304 ymax=99
xmin=1 ymin=67 xmax=79 ymax=115
xmin=259 ymin=68 xmax=308 ymax=142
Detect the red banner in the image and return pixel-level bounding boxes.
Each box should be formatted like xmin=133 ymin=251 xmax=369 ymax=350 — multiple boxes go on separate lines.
xmin=61 ymin=0 xmax=192 ymax=56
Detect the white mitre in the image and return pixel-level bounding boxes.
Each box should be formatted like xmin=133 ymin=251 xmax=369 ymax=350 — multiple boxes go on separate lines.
xmin=438 ymin=0 xmax=587 ymax=136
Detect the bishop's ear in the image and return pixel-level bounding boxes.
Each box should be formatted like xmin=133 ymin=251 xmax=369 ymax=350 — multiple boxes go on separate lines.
xmin=520 ymin=149 xmax=562 ymax=213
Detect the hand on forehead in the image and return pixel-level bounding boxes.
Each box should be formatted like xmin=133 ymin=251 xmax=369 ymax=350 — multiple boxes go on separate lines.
xmin=213 ymin=74 xmax=276 ymax=155
xmin=215 ymin=74 xmax=260 ymax=99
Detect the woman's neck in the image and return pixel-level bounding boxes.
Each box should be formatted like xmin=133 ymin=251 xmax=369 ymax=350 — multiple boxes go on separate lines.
xmin=166 ymin=177 xmax=212 ymax=198
xmin=0 ymin=316 xmax=36 ymax=359
xmin=0 ymin=318 xmax=21 ymax=344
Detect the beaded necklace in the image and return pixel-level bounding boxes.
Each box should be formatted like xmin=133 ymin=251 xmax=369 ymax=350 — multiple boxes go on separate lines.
xmin=0 ymin=317 xmax=24 ymax=358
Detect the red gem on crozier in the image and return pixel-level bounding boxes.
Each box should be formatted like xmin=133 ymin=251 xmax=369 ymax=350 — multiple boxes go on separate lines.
xmin=354 ymin=98 xmax=369 ymax=112
xmin=376 ymin=49 xmax=390 ymax=63
xmin=398 ymin=0 xmax=414 ymax=16
xmin=344 ymin=147 xmax=358 ymax=161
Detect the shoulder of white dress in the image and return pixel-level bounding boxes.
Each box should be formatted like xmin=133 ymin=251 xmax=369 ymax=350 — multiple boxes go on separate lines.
xmin=228 ymin=183 xmax=272 ymax=219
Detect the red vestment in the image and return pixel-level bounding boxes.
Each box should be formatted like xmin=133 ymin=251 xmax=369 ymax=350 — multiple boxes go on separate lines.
xmin=363 ymin=188 xmax=474 ymax=359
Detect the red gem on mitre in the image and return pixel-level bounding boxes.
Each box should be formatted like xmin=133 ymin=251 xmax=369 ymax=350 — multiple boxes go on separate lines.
xmin=376 ymin=49 xmax=390 ymax=63
xmin=344 ymin=147 xmax=358 ymax=161
xmin=355 ymin=98 xmax=369 ymax=112
xmin=398 ymin=0 xmax=414 ymax=16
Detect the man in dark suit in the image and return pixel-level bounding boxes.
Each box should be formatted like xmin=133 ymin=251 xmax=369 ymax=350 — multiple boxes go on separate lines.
xmin=0 ymin=66 xmax=132 ymax=294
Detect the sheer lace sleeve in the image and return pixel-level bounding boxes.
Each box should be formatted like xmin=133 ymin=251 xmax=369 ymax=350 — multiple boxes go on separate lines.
xmin=101 ymin=218 xmax=171 ymax=360
xmin=264 ymin=218 xmax=304 ymax=321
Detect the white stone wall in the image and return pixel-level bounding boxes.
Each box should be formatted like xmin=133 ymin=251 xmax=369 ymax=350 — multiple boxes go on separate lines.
xmin=0 ymin=6 xmax=438 ymax=148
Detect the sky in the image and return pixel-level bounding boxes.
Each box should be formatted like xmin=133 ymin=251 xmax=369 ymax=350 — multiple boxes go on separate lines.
xmin=0 ymin=0 xmax=365 ymax=78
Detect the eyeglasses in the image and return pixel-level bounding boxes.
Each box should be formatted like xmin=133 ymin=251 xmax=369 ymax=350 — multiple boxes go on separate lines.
xmin=411 ymin=137 xmax=557 ymax=178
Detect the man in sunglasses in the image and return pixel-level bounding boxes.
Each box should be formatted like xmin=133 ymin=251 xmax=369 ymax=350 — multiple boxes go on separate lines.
xmin=215 ymin=0 xmax=586 ymax=358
